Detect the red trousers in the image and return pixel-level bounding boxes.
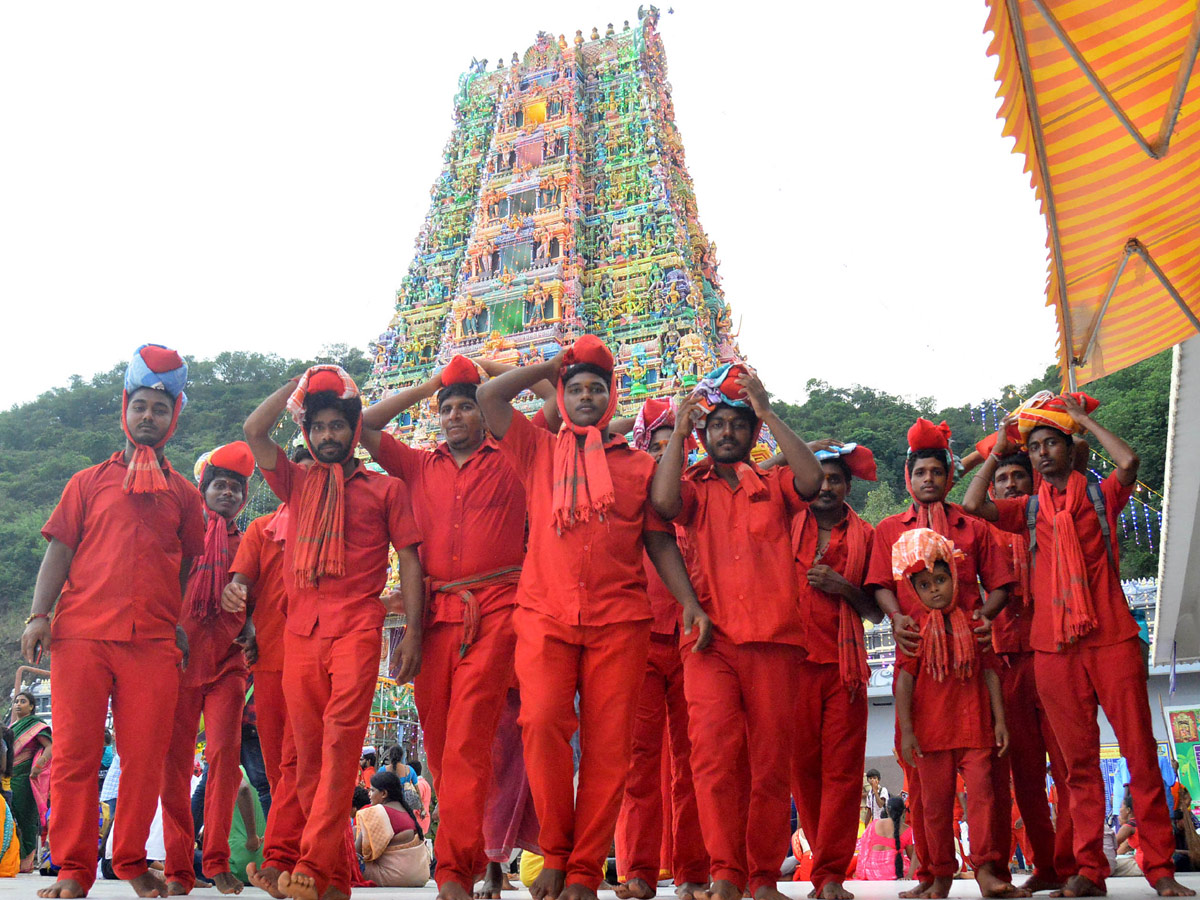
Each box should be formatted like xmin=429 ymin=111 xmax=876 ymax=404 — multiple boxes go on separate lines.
xmin=616 ymin=635 xmax=708 ymax=886
xmin=684 ymin=638 xmax=801 ymax=896
xmin=897 ymin=754 xmax=931 ymax=884
xmin=513 ymin=606 xmax=650 ymax=892
xmin=49 ymin=638 xmax=181 ymax=890
xmin=261 ymin=709 xmax=302 ymax=874
xmin=284 ymin=628 xmax=381 ymax=896
xmin=414 ymin=610 xmax=517 ymax=892
xmin=915 ymin=747 xmax=1002 ymax=878
xmin=254 ymin=668 xmax=287 ymax=793
xmin=1035 ymin=639 xmax=1175 ymax=889
xmin=1000 ymin=652 xmax=1074 ymax=881
xmin=790 ymin=660 xmax=867 ymax=893
xmin=162 ymin=671 xmax=247 ymax=886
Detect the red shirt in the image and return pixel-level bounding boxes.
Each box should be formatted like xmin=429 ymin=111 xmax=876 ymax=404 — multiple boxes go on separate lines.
xmin=42 ymin=451 xmax=206 ymax=642
xmin=897 ymin=645 xmax=999 ymax=753
xmin=181 ymin=520 xmax=245 ymax=686
xmin=993 ymin=472 xmax=1137 ymax=652
xmin=989 ymin=525 xmax=1033 ymax=654
xmin=865 ymin=502 xmax=1014 ymax=617
xmin=793 ymin=506 xmax=875 ymax=665
xmin=261 ymin=455 xmax=422 ymax=638
xmin=231 ymin=512 xmax=289 ymax=673
xmin=498 ymin=409 xmax=667 ymax=626
xmin=673 ymin=462 xmax=806 ymax=647
xmin=373 ymin=432 xmax=525 ymax=624
xmin=645 ymin=546 xmax=682 ymax=637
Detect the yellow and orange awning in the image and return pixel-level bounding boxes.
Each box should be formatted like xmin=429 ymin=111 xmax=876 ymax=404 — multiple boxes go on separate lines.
xmin=985 ymin=0 xmax=1200 ymax=387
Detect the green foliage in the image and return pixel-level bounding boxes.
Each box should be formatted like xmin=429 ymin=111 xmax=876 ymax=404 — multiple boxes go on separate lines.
xmin=0 ymin=346 xmax=370 ymax=683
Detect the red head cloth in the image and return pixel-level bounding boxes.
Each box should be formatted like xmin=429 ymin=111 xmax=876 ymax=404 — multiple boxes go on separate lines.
xmin=121 ymin=343 xmax=189 ymax=495
xmin=632 ymin=397 xmax=674 ymax=451
xmin=206 ymin=441 xmax=256 ymax=479
xmin=441 ymin=354 xmax=482 ymax=386
xmin=973 ymin=421 xmax=1024 ymax=459
xmin=1015 ymin=391 xmax=1100 ymax=440
xmin=186 ymin=441 xmax=254 ymax=622
xmin=553 ymin=336 xmax=619 ymax=532
xmin=286 ymin=365 xmax=362 ymax=585
xmin=904 ymin=418 xmax=955 ymax=536
xmin=891 ymin=528 xmax=975 ymax=682
xmin=815 ymin=443 xmax=878 ymax=482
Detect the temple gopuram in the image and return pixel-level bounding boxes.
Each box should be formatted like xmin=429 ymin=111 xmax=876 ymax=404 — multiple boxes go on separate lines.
xmin=365 ymin=9 xmax=739 ymax=440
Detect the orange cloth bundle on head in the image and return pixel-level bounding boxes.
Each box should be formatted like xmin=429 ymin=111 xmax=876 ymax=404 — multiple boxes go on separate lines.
xmin=1015 ymin=391 xmax=1099 ymax=441
xmin=552 ymin=336 xmax=618 ymax=532
xmin=286 ymin=365 xmax=362 ymax=585
xmin=891 ymin=528 xmax=974 ymax=682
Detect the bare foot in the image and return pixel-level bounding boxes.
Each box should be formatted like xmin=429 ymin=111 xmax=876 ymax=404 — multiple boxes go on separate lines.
xmin=1156 ymin=877 xmax=1197 ymax=897
xmin=753 ymin=886 xmax=790 ymax=900
xmin=165 ymin=883 xmax=189 ymax=897
xmin=531 ymin=867 xmax=567 ymax=900
xmin=247 ymin=864 xmax=287 ymax=900
xmin=900 ymin=883 xmax=934 ymax=900
xmin=318 ymin=887 xmax=349 ymax=900
xmin=559 ymin=886 xmax=599 ymax=900
xmin=440 ymin=881 xmax=473 ymax=900
xmin=819 ymin=884 xmax=854 ymax=900
xmin=130 ymin=871 xmax=169 ymax=898
xmin=474 ymin=862 xmax=514 ymax=899
xmin=616 ymin=879 xmax=656 ymax=899
xmin=1049 ymin=875 xmax=1105 ymax=898
xmin=695 ymin=881 xmax=741 ymax=900
xmin=278 ymin=871 xmax=320 ymax=900
xmin=919 ymin=876 xmax=953 ymax=899
xmin=1020 ymin=875 xmax=1064 ymax=894
xmin=37 ymin=881 xmax=88 ymax=899
xmin=211 ymin=872 xmax=245 ymax=895
xmin=978 ymin=868 xmax=1032 ymax=899
xmin=676 ymin=884 xmax=707 ymax=900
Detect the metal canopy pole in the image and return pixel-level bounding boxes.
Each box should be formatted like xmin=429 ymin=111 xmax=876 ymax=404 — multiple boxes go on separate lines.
xmin=1156 ymin=2 xmax=1200 ymax=156
xmin=1132 ymin=239 xmax=1200 ymax=334
xmin=1076 ymin=241 xmax=1137 ymax=368
xmin=1006 ymin=0 xmax=1076 ymax=389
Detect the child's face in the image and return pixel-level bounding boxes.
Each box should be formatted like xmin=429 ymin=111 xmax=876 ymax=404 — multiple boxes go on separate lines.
xmin=911 ymin=562 xmax=954 ymax=610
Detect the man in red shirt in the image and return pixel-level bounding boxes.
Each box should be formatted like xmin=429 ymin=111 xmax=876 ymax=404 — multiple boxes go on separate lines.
xmin=965 ymin=393 xmax=1193 ymax=898
xmin=358 ymin=354 xmax=531 ymax=900
xmin=863 ymin=418 xmax=1016 ymax=899
xmin=242 ymin=366 xmax=424 ymax=900
xmin=651 ymin=363 xmax=824 ymax=900
xmin=615 ymin=398 xmax=709 ymax=900
xmin=476 ymin=337 xmax=709 ymax=900
xmin=162 ymin=441 xmax=257 ymax=895
xmin=789 ymin=443 xmax=881 ymax=900
xmin=22 ymin=344 xmax=205 ymax=900
xmin=962 ymin=431 xmax=1074 ymax=893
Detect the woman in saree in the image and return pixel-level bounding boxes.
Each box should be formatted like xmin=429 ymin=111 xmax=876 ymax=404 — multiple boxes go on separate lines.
xmin=10 ymin=691 xmax=50 ymax=872
xmin=854 ymin=795 xmax=913 ymax=880
xmin=354 ymin=770 xmax=429 ymax=887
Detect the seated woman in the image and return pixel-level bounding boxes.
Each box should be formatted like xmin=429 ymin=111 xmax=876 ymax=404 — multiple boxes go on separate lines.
xmin=855 ymin=796 xmax=913 ymax=881
xmin=354 ymin=770 xmax=429 ymax=887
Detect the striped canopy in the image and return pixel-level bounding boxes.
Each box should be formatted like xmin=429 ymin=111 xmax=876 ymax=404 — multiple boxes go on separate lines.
xmin=985 ymin=1 xmax=1200 ymax=387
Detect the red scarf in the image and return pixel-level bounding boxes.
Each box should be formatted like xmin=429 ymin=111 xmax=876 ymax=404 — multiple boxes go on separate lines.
xmin=185 ymin=514 xmax=233 ymax=621
xmin=551 ymin=373 xmax=618 ymax=533
xmin=904 ymin=455 xmax=954 ymax=538
xmin=1039 ymin=471 xmax=1099 ymax=649
xmin=293 ymin=458 xmax=349 ymax=586
xmin=916 ymin=602 xmax=976 ymax=682
xmin=1009 ymin=532 xmax=1032 ymax=607
xmin=793 ymin=504 xmax=872 ymax=695
xmin=120 ymin=390 xmax=183 ymax=494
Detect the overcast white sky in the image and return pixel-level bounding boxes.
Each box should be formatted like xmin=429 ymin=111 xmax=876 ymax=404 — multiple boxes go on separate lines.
xmin=0 ymin=1 xmax=1056 ymax=412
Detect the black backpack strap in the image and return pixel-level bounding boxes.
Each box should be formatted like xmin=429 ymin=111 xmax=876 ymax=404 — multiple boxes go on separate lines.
xmin=1087 ymin=482 xmax=1117 ymax=573
xmin=1026 ymin=495 xmax=1040 ymax=569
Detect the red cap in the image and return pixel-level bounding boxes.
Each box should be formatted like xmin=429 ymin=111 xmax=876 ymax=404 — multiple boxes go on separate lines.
xmin=208 ymin=441 xmax=256 ymax=478
xmin=308 ymin=369 xmax=346 ymax=395
xmin=560 ymin=334 xmax=614 ymax=377
xmin=718 ymin=363 xmax=750 ymax=403
xmin=907 ymin=418 xmax=952 ymax=452
xmin=139 ymin=345 xmax=184 ymax=373
xmin=843 ymin=445 xmax=878 ymax=482
xmin=441 ymin=355 xmax=480 ymax=386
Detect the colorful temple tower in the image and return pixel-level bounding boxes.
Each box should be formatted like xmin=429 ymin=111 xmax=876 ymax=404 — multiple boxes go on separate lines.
xmin=367 ymin=9 xmax=738 ymax=436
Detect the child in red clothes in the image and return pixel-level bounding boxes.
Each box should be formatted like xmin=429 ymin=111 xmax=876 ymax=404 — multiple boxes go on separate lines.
xmin=893 ymin=529 xmax=1024 ymax=900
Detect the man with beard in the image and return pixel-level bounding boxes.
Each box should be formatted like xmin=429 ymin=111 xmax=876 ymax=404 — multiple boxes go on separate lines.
xmin=242 ymin=366 xmax=424 ymax=900
xmin=615 ymin=398 xmax=709 ymax=900
xmin=476 ymin=337 xmax=709 ymax=900
xmin=162 ymin=441 xmax=257 ymax=896
xmin=863 ymin=418 xmax=1017 ymax=900
xmin=23 ymin=344 xmax=206 ymax=899
xmin=964 ymin=393 xmax=1192 ymax=899
xmin=963 ymin=425 xmax=1074 ymax=894
xmin=789 ymin=443 xmax=881 ymax=900
xmin=358 ymin=355 xmax=537 ymax=900
xmin=650 ymin=363 xmax=823 ymax=900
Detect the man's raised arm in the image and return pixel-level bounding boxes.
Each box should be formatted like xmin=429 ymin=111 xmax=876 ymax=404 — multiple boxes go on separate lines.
xmin=475 ymin=355 xmax=564 ymax=439
xmin=243 ymin=379 xmax=298 ymax=472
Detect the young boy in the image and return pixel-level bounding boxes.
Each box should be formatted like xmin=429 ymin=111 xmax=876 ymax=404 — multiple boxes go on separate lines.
xmin=161 ymin=441 xmax=257 ymax=895
xmin=892 ymin=528 xmax=1019 ymax=900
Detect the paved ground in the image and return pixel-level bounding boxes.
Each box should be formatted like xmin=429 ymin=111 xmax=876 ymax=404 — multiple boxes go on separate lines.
xmin=2 ymin=875 xmax=1199 ymax=899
